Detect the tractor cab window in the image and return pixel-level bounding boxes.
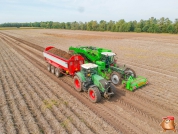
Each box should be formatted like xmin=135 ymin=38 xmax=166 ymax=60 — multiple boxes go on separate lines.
xmin=101 ymin=55 xmax=115 ymax=65
xmin=109 ymin=56 xmax=115 ymax=63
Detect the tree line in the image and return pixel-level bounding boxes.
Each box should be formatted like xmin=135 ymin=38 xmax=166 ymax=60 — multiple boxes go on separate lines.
xmin=1 ymin=17 xmax=178 ymax=34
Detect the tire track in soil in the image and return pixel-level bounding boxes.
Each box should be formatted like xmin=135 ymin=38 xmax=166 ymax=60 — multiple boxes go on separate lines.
xmin=65 ymin=72 xmax=174 ymax=130
xmin=60 ymin=76 xmax=156 ymax=134
xmin=0 ymin=78 xmax=6 ymax=134
xmin=0 ymin=32 xmax=44 ymax=52
xmin=0 ymin=39 xmax=55 ymax=134
xmin=0 ymin=53 xmax=38 ymax=134
xmin=6 ymin=49 xmax=83 ymax=134
xmin=60 ymin=76 xmax=159 ymax=133
xmin=0 ymin=45 xmax=28 ymax=134
xmin=60 ymin=79 xmax=139 ymax=134
xmin=0 ymin=81 xmax=16 ymax=134
xmin=2 ymin=32 xmax=177 ymax=133
xmin=2 ymin=31 xmax=178 ymax=79
xmin=0 ymin=112 xmax=5 ymax=134
xmin=1 ymin=32 xmax=176 ymax=134
xmin=0 ymin=34 xmax=126 ymax=133
xmin=0 ymin=42 xmax=49 ymax=134
xmin=1 ymin=35 xmax=119 ymax=133
xmin=1 ymin=34 xmax=96 ymax=133
xmin=6 ymin=34 xmax=172 ymax=133
xmin=2 ymin=32 xmax=178 ymax=98
xmin=1 ymin=39 xmax=68 ymax=134
xmin=2 ymin=37 xmax=45 ymax=65
xmin=12 ymin=61 xmax=97 ymax=133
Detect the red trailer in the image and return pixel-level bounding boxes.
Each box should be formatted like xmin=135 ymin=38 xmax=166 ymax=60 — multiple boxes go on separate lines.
xmin=43 ymin=46 xmax=84 ymax=77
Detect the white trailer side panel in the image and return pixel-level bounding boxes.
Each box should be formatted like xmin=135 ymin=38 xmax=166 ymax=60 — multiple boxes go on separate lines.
xmin=43 ymin=52 xmax=68 ymax=68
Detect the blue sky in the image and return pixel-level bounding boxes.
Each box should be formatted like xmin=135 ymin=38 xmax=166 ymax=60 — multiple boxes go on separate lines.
xmin=0 ymin=0 xmax=178 ymax=23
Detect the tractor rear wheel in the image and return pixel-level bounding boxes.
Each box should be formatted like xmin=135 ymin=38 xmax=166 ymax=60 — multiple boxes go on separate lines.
xmin=110 ymin=83 xmax=116 ymax=95
xmin=73 ymin=76 xmax=83 ymax=92
xmin=51 ymin=66 xmax=55 ymax=74
xmin=47 ymin=64 xmax=51 ymax=72
xmin=88 ymin=87 xmax=101 ymax=103
xmin=55 ymin=68 xmax=63 ymax=77
xmin=110 ymin=71 xmax=122 ymax=86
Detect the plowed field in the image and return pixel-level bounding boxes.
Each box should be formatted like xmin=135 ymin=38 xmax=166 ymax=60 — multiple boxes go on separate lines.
xmin=0 ymin=29 xmax=178 ymax=134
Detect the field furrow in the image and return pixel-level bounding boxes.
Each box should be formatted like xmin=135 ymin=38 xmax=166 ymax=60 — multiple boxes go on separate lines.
xmin=1 ymin=42 xmax=43 ymax=134
xmin=2 ymin=34 xmax=122 ymax=134
xmin=0 ymin=29 xmax=177 ymax=134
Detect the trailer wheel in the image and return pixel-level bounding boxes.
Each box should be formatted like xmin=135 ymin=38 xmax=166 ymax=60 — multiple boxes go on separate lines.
xmin=73 ymin=76 xmax=83 ymax=92
xmin=124 ymin=68 xmax=136 ymax=79
xmin=110 ymin=71 xmax=122 ymax=85
xmin=47 ymin=64 xmax=51 ymax=72
xmin=55 ymin=68 xmax=63 ymax=77
xmin=51 ymin=66 xmax=55 ymax=74
xmin=88 ymin=87 xmax=101 ymax=103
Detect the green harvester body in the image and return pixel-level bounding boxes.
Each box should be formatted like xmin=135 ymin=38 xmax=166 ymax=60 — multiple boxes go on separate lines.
xmin=122 ymin=76 xmax=148 ymax=91
xmin=69 ymin=46 xmax=148 ymax=91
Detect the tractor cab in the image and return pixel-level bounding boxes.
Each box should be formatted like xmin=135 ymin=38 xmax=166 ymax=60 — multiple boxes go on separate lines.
xmin=81 ymin=63 xmax=98 ymax=77
xmin=101 ymin=52 xmax=116 ymax=67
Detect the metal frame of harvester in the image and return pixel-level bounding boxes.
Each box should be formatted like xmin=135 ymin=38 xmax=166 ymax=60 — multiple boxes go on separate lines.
xmin=69 ymin=46 xmax=148 ymax=91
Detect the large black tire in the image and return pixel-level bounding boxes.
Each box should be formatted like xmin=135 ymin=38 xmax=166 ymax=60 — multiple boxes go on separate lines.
xmin=124 ymin=68 xmax=136 ymax=79
xmin=110 ymin=83 xmax=116 ymax=95
xmin=51 ymin=66 xmax=55 ymax=74
xmin=47 ymin=64 xmax=51 ymax=72
xmin=55 ymin=68 xmax=63 ymax=77
xmin=88 ymin=87 xmax=101 ymax=103
xmin=73 ymin=76 xmax=83 ymax=92
xmin=110 ymin=71 xmax=122 ymax=86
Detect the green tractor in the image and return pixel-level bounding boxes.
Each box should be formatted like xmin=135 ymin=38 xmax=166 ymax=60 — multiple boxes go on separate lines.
xmin=73 ymin=63 xmax=116 ymax=103
xmin=69 ymin=46 xmax=148 ymax=91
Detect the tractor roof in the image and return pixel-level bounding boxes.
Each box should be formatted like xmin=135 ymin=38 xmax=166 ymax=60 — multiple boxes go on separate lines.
xmin=101 ymin=52 xmax=116 ymax=56
xmin=81 ymin=63 xmax=98 ymax=69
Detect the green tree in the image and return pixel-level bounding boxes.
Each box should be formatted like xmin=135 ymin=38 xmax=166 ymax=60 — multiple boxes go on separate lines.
xmin=92 ymin=21 xmax=98 ymax=31
xmin=87 ymin=21 xmax=92 ymax=31
xmin=99 ymin=20 xmax=107 ymax=31
xmin=107 ymin=20 xmax=115 ymax=31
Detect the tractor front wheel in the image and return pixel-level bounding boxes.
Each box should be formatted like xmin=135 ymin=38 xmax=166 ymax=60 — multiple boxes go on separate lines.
xmin=88 ymin=87 xmax=101 ymax=103
xmin=55 ymin=68 xmax=63 ymax=77
xmin=110 ymin=71 xmax=122 ymax=86
xmin=73 ymin=76 xmax=83 ymax=92
xmin=51 ymin=66 xmax=55 ymax=74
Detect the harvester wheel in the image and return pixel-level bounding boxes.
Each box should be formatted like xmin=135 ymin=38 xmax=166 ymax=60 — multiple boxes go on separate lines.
xmin=47 ymin=64 xmax=51 ymax=72
xmin=124 ymin=68 xmax=136 ymax=79
xmin=55 ymin=68 xmax=63 ymax=77
xmin=110 ymin=71 xmax=122 ymax=86
xmin=88 ymin=87 xmax=101 ymax=103
xmin=51 ymin=66 xmax=55 ymax=74
xmin=73 ymin=76 xmax=83 ymax=92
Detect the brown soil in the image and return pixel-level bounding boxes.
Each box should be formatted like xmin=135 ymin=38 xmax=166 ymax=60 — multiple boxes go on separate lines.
xmin=0 ymin=33 xmax=119 ymax=134
xmin=48 ymin=47 xmax=72 ymax=59
xmin=0 ymin=29 xmax=178 ymax=134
